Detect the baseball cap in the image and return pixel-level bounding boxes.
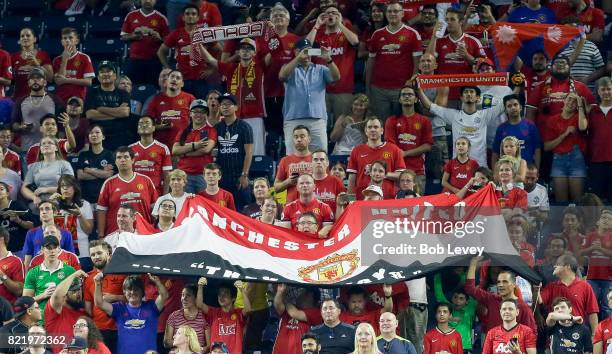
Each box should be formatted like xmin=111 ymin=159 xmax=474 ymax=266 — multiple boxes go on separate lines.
xmin=97 ymin=60 xmax=116 ymax=72
xmin=189 ymin=99 xmax=208 ymax=111
xmin=67 ymin=96 xmax=83 ymax=106
xmin=210 ymin=342 xmax=230 ymax=353
xmin=475 ymin=57 xmax=495 ymax=70
xmin=68 ymin=278 xmax=82 ymax=291
xmin=295 ymin=38 xmax=312 ymax=50
xmin=13 ymin=296 xmax=36 ymax=319
xmin=362 ymin=185 xmax=384 ymax=198
xmin=42 ymin=235 xmax=59 ymax=247
xmin=219 ymin=93 xmax=237 ymax=105
xmin=65 ymin=337 xmax=87 ymax=350
xmin=28 ymin=67 xmax=46 ymax=79
xmin=239 ymin=38 xmax=256 ymax=51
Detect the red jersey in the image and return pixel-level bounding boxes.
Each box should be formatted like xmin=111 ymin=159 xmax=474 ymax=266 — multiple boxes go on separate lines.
xmin=44 ymin=302 xmax=87 ymax=354
xmin=577 ymin=6 xmax=605 ymax=35
xmin=584 ymin=230 xmax=611 ymax=280
xmin=347 ymin=142 xmax=406 ymax=199
xmin=262 ymin=32 xmax=299 ymax=97
xmin=339 ymin=283 xmax=410 ymax=313
xmin=0 ymin=49 xmax=12 ymax=98
xmin=495 ymin=187 xmax=528 ymax=210
xmin=521 ymin=66 xmax=551 ymax=96
xmin=314 ymin=175 xmax=346 ymax=208
xmin=423 ymin=327 xmax=464 ymax=354
xmin=0 ymin=252 xmax=24 ymax=303
xmin=384 ymin=114 xmax=433 ymax=175
xmin=97 ymin=173 xmax=158 ymax=235
xmin=10 ymin=50 xmax=52 ymax=100
xmin=540 ymin=277 xmax=599 ymax=318
xmin=594 ymin=317 xmax=612 ymax=354
xmin=146 ymin=91 xmax=195 ymax=148
xmin=281 ymin=198 xmax=334 ymax=230
xmin=276 ymin=154 xmax=313 ymax=203
xmin=164 ymin=28 xmax=209 ymax=81
xmin=218 ymin=60 xmax=266 ymax=118
xmin=482 ymin=324 xmax=536 ymax=354
xmin=29 ymin=250 xmax=80 ymax=270
xmin=3 ymin=148 xmax=22 ymax=174
xmin=435 ymin=34 xmax=486 ymax=99
xmin=414 ymin=24 xmax=435 ymax=50
xmin=129 ymin=140 xmax=173 ymax=193
xmin=540 ymin=113 xmax=586 ymax=154
xmin=340 ymin=310 xmax=381 ymax=334
xmin=174 ymin=123 xmax=217 ymax=175
xmin=206 ymin=307 xmax=245 ymax=354
xmin=273 ymin=309 xmax=322 ymax=354
xmin=369 ymin=25 xmax=422 ymax=89
xmin=314 ymin=28 xmax=356 ymax=94
xmin=84 ymin=269 xmax=126 ymax=330
xmin=443 ymin=158 xmax=479 ymax=192
xmin=526 ymin=77 xmax=595 ymax=127
xmin=176 ymin=1 xmax=222 ymax=29
xmin=198 ymin=188 xmax=236 ymax=210
xmin=121 ymin=9 xmax=169 ymax=60
xmin=52 ymin=51 xmax=95 ymax=102
xmin=26 ymin=139 xmax=71 ymax=165
xmin=587 ymin=105 xmax=612 ymax=162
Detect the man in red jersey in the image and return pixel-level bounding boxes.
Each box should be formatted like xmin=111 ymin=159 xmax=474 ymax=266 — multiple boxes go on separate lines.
xmin=0 ymin=126 xmax=21 ymax=175
xmin=593 ymin=289 xmax=612 ymax=354
xmin=340 ymin=285 xmax=392 ymax=334
xmin=45 ymin=270 xmax=87 ymax=353
xmin=567 ymin=0 xmax=604 ymax=43
xmin=465 ymin=257 xmax=537 ymax=333
xmin=158 ymin=4 xmax=221 ymax=98
xmin=273 ymin=284 xmax=322 ymax=354
xmin=306 ymin=5 xmax=359 ymax=121
xmin=198 ymin=163 xmax=236 ymax=210
xmin=129 ymin=116 xmax=172 ymax=194
xmin=482 ymin=299 xmax=537 ymax=354
xmin=539 ymin=254 xmax=599 ymax=331
xmin=25 ymin=113 xmax=76 ymax=166
xmin=521 ymin=51 xmax=551 ymax=97
xmin=385 ymin=85 xmax=432 ymax=193
xmin=0 ymin=47 xmax=11 ymax=98
xmin=348 ymin=116 xmax=406 ymax=200
xmin=199 ymin=38 xmax=267 ymax=155
xmin=83 ymin=240 xmax=125 ymax=353
xmin=29 ymin=225 xmax=80 ymax=270
xmin=274 ymin=125 xmax=314 ymax=203
xmin=0 ymin=226 xmax=24 ymax=304
xmin=52 ymin=28 xmax=94 ymax=103
xmin=426 ymin=8 xmax=486 ymax=103
xmin=311 ymin=149 xmax=345 ymax=208
xmin=121 ymin=0 xmax=169 ymax=86
xmin=97 ymin=146 xmax=158 ymax=236
xmin=176 ymin=0 xmax=222 ymax=29
xmin=146 ymin=70 xmax=195 ymax=148
xmin=366 ymin=1 xmax=422 ymax=120
xmin=281 ymin=174 xmax=334 ymax=231
xmin=423 ymin=303 xmax=464 ymax=354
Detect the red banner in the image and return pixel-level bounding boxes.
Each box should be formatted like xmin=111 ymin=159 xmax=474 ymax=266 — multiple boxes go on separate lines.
xmin=417 ymin=73 xmax=509 ymax=89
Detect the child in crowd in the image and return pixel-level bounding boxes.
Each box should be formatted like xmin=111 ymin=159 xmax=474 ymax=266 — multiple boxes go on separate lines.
xmin=499 ymin=136 xmax=527 ymax=187
xmin=442 ymin=137 xmax=479 ymax=194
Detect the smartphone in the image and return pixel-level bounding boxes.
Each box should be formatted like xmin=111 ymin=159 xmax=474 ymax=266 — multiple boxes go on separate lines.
xmin=200 ymin=130 xmax=208 ymax=141
xmin=291 ymin=172 xmax=300 ymax=179
xmin=345 ymin=194 xmax=356 ymax=202
xmin=307 ymin=48 xmax=322 ymax=56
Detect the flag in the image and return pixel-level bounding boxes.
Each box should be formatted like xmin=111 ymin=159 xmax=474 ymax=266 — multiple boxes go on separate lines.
xmin=490 ymin=22 xmax=582 ymax=71
xmin=106 ymin=186 xmax=541 ymax=285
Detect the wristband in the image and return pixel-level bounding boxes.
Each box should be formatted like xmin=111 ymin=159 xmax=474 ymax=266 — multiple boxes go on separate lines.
xmin=327 ymin=59 xmax=333 ymax=65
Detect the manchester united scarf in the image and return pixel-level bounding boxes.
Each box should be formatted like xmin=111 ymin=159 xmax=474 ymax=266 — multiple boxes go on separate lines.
xmin=417 ymin=73 xmax=509 ymax=89
xmin=106 ymin=185 xmax=541 ymax=285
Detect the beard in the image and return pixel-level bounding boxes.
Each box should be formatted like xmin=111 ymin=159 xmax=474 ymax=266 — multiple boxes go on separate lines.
xmin=551 ymin=71 xmax=569 ymax=80
xmin=94 ymin=259 xmax=107 ymax=270
xmin=302 ymin=350 xmax=319 ymax=354
xmin=67 ymin=297 xmax=84 ymax=310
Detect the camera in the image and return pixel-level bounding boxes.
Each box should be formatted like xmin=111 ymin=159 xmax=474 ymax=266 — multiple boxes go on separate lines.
xmin=56 ymin=197 xmax=76 ymax=211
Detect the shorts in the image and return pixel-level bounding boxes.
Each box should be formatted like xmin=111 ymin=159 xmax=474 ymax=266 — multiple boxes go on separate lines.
xmin=550 ymin=145 xmax=587 ymax=178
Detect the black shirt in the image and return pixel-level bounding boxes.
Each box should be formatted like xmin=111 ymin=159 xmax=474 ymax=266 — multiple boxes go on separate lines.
xmin=548 ymin=322 xmax=592 ymax=354
xmin=0 ymin=200 xmax=35 ymax=252
xmin=311 ymin=322 xmax=356 ymax=354
xmin=0 ymin=319 xmax=29 ymax=354
xmin=84 ymin=86 xmax=132 ymax=151
xmin=215 ymin=119 xmax=253 ymax=187
xmin=76 ymin=148 xmax=116 ymax=204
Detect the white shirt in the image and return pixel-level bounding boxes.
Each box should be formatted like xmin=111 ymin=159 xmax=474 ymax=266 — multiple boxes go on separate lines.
xmin=527 ymin=183 xmax=550 ymax=211
xmin=405 ymin=277 xmax=427 ymax=304
xmin=479 ymin=85 xmax=512 ymax=148
xmin=430 ymin=103 xmax=505 ymax=166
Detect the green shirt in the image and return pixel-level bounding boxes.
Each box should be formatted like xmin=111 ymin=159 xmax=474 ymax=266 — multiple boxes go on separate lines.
xmin=433 ymin=272 xmax=477 ymax=349
xmin=24 ymin=262 xmax=76 ymax=320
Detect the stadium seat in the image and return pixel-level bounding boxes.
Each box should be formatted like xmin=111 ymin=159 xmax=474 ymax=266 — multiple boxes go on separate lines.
xmin=37 ymin=39 xmax=65 ymax=59
xmin=0 ymin=37 xmax=20 ymax=53
xmin=2 ymin=0 xmax=47 ymax=16
xmin=84 ymin=15 xmax=123 ymax=38
xmin=265 ymin=131 xmax=283 ymax=161
xmin=0 ymin=15 xmax=42 ymax=38
xmin=131 ymin=84 xmax=158 ymax=104
xmin=249 ymin=155 xmax=276 ymax=183
xmin=81 ymin=37 xmax=125 ymax=62
xmin=329 ymin=154 xmax=349 ymax=165
xmin=43 ymin=15 xmax=87 ymax=40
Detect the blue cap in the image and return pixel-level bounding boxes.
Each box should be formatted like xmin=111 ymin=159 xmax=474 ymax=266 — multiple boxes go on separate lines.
xmin=295 ymin=38 xmax=312 ymax=50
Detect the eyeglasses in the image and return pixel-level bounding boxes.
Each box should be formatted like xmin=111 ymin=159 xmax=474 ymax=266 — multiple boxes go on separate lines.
xmin=298 ymin=221 xmax=317 ymax=226
xmin=160 ymin=204 xmax=176 ymax=210
xmin=73 ymin=323 xmax=87 ymax=329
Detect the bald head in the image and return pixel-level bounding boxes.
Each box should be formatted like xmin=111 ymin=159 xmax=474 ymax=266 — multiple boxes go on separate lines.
xmin=379 ymin=312 xmax=398 ymax=336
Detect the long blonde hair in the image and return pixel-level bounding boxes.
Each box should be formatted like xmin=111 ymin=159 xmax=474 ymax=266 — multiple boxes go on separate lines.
xmin=177 ymin=325 xmax=201 ymax=353
xmin=352 ymin=322 xmax=379 ymax=354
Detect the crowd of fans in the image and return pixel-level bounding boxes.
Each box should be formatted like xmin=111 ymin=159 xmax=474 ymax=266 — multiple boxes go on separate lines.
xmin=0 ymin=0 xmax=610 ymax=353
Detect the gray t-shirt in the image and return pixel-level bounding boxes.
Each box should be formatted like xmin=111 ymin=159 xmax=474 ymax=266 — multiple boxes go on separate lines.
xmin=0 ymin=169 xmax=23 ymax=200
xmin=24 ymin=160 xmax=74 ymax=200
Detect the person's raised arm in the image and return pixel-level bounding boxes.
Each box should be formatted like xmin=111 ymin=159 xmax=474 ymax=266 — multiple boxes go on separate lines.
xmin=197 ymin=43 xmax=219 ymax=70
xmin=149 ymin=273 xmax=168 ymax=312
xmin=236 ymin=281 xmax=252 ymax=316
xmin=279 ymin=49 xmax=307 ymax=81
xmin=196 ymin=277 xmax=209 ymax=314
xmin=381 ymin=284 xmax=393 ymax=313
xmin=50 ymin=270 xmax=88 ymax=313
xmin=93 ymin=272 xmax=113 ymax=316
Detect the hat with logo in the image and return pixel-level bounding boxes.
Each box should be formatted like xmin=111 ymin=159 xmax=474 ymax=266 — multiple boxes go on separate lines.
xmin=28 ymin=67 xmax=46 ymax=79
xmin=219 ymin=93 xmax=237 ymax=105
xmin=295 ymin=38 xmax=313 ymax=50
xmin=362 ymin=185 xmax=383 ymax=198
xmin=13 ymin=296 xmax=36 ymax=318
xmin=65 ymin=337 xmax=87 ymax=350
xmin=239 ymin=38 xmax=257 ymax=51
xmin=97 ymin=60 xmax=116 ymax=73
xmin=189 ymin=99 xmax=209 ymax=111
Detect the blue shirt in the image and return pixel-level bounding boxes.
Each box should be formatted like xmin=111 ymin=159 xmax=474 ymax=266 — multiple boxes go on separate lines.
xmin=507 ymin=6 xmax=556 ymax=24
xmin=492 ymin=119 xmax=542 ymax=164
xmin=22 ymin=226 xmax=75 ymax=256
xmin=112 ymin=300 xmax=160 ymax=354
xmin=377 ymin=336 xmax=418 ymax=354
xmin=282 ymin=63 xmax=335 ymax=121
